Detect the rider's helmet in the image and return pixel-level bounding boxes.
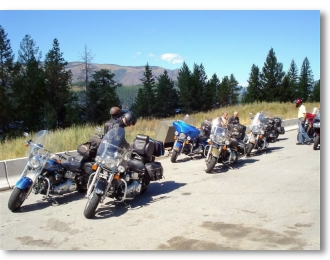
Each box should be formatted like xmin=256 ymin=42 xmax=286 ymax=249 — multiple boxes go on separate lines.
xmin=123 ymin=111 xmax=137 ymax=126
xmin=110 ymin=107 xmax=121 ymax=118
xmin=294 ymin=98 xmax=303 ymax=108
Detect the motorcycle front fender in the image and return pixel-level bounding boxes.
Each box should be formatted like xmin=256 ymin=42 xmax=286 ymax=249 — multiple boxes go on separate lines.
xmin=211 ymin=147 xmax=220 ymax=158
xmin=173 ymin=141 xmax=183 ymax=152
xmin=95 ymin=178 xmax=108 ymax=195
xmin=15 ymin=176 xmax=33 ymax=190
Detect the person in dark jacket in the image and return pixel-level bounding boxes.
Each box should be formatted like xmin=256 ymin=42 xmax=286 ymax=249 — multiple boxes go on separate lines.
xmin=228 ymin=111 xmax=240 ymax=125
xmin=104 ymin=107 xmax=123 ymax=134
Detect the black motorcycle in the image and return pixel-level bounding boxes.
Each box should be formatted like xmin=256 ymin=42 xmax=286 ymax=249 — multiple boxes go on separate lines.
xmin=264 ymin=116 xmax=285 ymax=143
xmin=83 ymin=127 xmax=164 ymax=219
xmin=312 ymin=110 xmax=320 ymax=150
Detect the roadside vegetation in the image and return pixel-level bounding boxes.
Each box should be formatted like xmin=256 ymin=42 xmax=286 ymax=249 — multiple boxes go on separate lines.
xmin=0 ymin=101 xmax=320 ymax=161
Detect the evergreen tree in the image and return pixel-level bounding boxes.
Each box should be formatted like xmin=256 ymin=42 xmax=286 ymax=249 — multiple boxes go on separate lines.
xmin=44 ymin=38 xmax=73 ymax=128
xmin=218 ymin=76 xmax=230 ymax=107
xmin=12 ymin=35 xmax=46 ymax=131
xmin=310 ymin=79 xmax=320 ymax=102
xmin=190 ymin=63 xmax=208 ymax=111
xmin=154 ymin=70 xmax=179 ymax=118
xmin=260 ymin=48 xmax=285 ymax=102
xmin=87 ymin=69 xmax=121 ymax=124
xmin=176 ymin=62 xmax=192 ymax=113
xmin=283 ymin=60 xmax=299 ymax=102
xmin=242 ymin=64 xmax=262 ymax=104
xmin=0 ymin=25 xmax=15 ymax=131
xmin=298 ymin=57 xmax=314 ymax=101
xmin=228 ymin=74 xmax=241 ymax=105
xmin=202 ymin=73 xmax=220 ymax=111
xmin=131 ymin=63 xmax=155 ymax=118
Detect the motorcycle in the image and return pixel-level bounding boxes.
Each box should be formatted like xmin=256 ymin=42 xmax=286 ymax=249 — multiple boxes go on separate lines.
xmin=83 ymin=127 xmax=164 ymax=219
xmin=8 ymin=130 xmax=93 ymax=212
xmin=204 ymin=122 xmax=246 ymax=173
xmin=170 ymin=115 xmax=211 ymax=163
xmin=245 ymin=112 xmax=269 ymax=156
xmin=312 ymin=110 xmax=320 ymax=150
xmin=264 ymin=116 xmax=285 ymax=143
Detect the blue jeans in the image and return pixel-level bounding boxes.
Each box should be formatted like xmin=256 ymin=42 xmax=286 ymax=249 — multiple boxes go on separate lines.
xmin=298 ymin=118 xmax=311 ymax=143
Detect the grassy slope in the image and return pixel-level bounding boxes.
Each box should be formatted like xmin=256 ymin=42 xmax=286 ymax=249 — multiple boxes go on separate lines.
xmin=0 ymin=102 xmax=320 ymax=161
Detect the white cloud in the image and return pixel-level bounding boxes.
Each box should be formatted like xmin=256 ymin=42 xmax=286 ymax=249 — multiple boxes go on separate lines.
xmin=136 ymin=52 xmax=141 ymax=55
xmin=161 ymin=53 xmax=184 ymax=64
xmin=133 ymin=52 xmax=141 ymax=58
xmin=148 ymin=53 xmax=156 ymax=57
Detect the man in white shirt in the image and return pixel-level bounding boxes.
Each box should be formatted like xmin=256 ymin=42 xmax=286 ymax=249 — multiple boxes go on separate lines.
xmin=295 ymin=99 xmax=312 ymax=145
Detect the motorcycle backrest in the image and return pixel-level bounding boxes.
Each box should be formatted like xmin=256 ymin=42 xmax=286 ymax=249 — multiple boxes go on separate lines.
xmin=132 ymin=134 xmax=154 ymax=158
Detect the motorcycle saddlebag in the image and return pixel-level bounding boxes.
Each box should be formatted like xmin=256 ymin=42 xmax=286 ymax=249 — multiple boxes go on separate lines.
xmin=127 ymin=159 xmax=146 ymax=174
xmin=150 ymin=139 xmax=165 ymax=157
xmin=278 ymin=126 xmax=285 ymax=135
xmin=132 ymin=134 xmax=154 ymax=158
xmin=145 ymin=161 xmax=163 ymax=181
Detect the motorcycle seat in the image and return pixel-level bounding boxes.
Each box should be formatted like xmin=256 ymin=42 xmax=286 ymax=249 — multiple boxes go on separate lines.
xmin=62 ymin=156 xmax=83 ymax=172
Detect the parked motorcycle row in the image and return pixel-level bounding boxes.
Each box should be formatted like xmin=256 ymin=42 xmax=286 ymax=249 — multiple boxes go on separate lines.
xmin=7 ymin=110 xmax=320 ymax=217
xmin=8 ymin=127 xmax=166 ymax=219
xmin=169 ymin=112 xmax=288 ymax=173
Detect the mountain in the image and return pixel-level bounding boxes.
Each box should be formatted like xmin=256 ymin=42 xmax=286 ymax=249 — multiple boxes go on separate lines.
xmin=65 ymin=62 xmax=180 ymax=86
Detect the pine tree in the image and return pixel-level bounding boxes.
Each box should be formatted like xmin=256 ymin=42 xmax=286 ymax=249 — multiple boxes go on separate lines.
xmin=228 ymin=74 xmax=241 ymax=105
xmin=190 ymin=63 xmax=208 ymax=111
xmin=176 ymin=62 xmax=192 ymax=113
xmin=242 ymin=64 xmax=263 ymax=104
xmin=283 ymin=60 xmax=299 ymax=102
xmin=154 ymin=70 xmax=179 ymax=118
xmin=0 ymin=25 xmax=15 ymax=132
xmin=44 ymin=38 xmax=73 ymax=128
xmin=131 ymin=63 xmax=156 ymax=118
xmin=260 ymin=48 xmax=285 ymax=102
xmin=218 ymin=76 xmax=230 ymax=107
xmin=13 ymin=35 xmax=46 ymax=131
xmin=87 ymin=69 xmax=121 ymax=124
xmin=298 ymin=57 xmax=314 ymax=101
xmin=310 ymin=79 xmax=320 ymax=102
xmin=202 ymin=73 xmax=220 ymax=111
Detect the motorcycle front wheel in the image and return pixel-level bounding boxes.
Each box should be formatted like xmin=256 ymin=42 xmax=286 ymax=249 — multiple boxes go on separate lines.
xmin=246 ymin=143 xmax=254 ymax=156
xmin=8 ymin=187 xmax=27 ymax=212
xmin=84 ymin=190 xmax=101 ymax=219
xmin=205 ymin=156 xmax=217 ymax=173
xmin=171 ymin=150 xmax=179 ymax=163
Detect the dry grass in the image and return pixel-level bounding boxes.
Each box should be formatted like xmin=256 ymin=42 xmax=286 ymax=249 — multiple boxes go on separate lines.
xmin=0 ymin=101 xmax=320 ymax=161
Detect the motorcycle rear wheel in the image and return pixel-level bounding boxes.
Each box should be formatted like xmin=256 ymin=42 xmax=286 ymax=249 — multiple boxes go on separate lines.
xmin=205 ymin=156 xmax=217 ymax=173
xmin=84 ymin=191 xmax=101 ymax=219
xmin=8 ymin=187 xmax=27 ymax=212
xmin=313 ymin=135 xmax=320 ymax=150
xmin=171 ymin=150 xmax=179 ymax=163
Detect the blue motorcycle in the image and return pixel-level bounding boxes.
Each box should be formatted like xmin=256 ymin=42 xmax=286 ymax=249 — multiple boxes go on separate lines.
xmin=170 ymin=115 xmax=211 ymax=163
xmin=8 ymin=130 xmax=94 ymax=212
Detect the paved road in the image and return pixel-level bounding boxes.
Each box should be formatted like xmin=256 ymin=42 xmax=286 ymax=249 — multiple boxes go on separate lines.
xmin=0 ymin=130 xmax=320 ymax=250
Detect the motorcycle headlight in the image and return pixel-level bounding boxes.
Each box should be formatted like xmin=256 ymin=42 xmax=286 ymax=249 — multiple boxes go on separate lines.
xmin=215 ymin=135 xmax=224 ymax=143
xmin=104 ymin=158 xmax=116 ymax=169
xmin=174 ymin=131 xmax=178 ymax=136
xmin=261 ymin=130 xmax=264 ymax=134
xmin=225 ymin=140 xmax=230 ymax=145
xmin=179 ymin=133 xmax=186 ymax=139
xmin=95 ymin=156 xmax=102 ymax=163
xmin=29 ymin=156 xmax=41 ymax=169
xmin=118 ymin=165 xmax=126 ymax=173
xmin=313 ymin=122 xmax=320 ymax=128
xmin=187 ymin=136 xmax=191 ymax=140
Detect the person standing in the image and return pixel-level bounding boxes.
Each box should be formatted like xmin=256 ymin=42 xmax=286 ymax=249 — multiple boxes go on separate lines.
xmin=217 ymin=112 xmax=229 ymax=128
xmin=295 ymin=99 xmax=312 ymax=145
xmin=228 ymin=111 xmax=240 ymax=125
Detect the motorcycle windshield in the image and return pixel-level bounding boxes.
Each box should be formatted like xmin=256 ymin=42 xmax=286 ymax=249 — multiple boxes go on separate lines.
xmin=96 ymin=127 xmax=127 ymax=169
xmin=315 ymin=110 xmax=320 ymax=120
xmin=250 ymin=112 xmax=265 ymax=132
xmin=24 ymin=130 xmax=57 ymax=158
xmin=210 ymin=125 xmax=226 ymax=144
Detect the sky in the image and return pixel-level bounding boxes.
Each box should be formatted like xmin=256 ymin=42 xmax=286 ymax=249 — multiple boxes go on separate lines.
xmin=0 ymin=4 xmax=322 ymax=88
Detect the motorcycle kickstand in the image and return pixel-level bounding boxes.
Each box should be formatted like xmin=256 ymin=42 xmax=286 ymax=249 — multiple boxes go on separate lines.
xmin=43 ymin=195 xmax=60 ymax=206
